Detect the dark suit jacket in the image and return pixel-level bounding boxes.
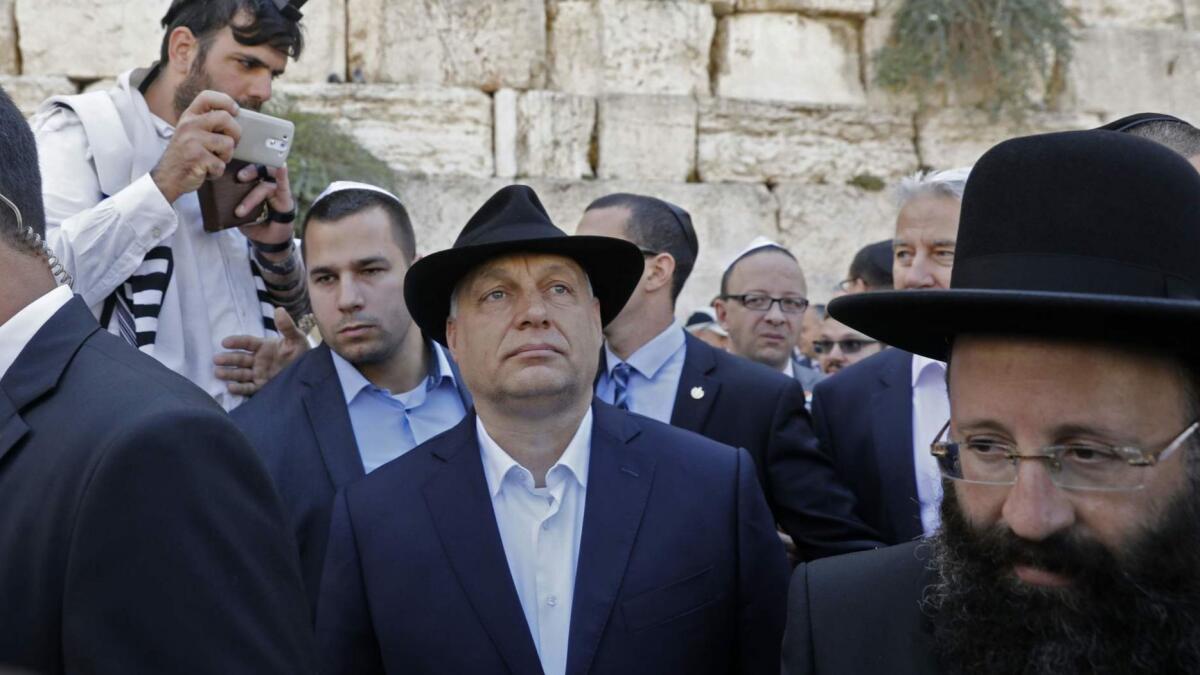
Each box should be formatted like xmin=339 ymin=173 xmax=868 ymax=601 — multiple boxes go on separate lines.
xmin=782 ymin=541 xmax=938 ymax=675
xmin=317 ymin=401 xmax=790 ymax=675
xmin=0 ymin=297 xmax=314 ymax=674
xmin=231 ymin=343 xmax=469 ymax=611
xmin=810 ymin=348 xmax=924 ymax=545
xmin=670 ymin=333 xmax=883 ymax=560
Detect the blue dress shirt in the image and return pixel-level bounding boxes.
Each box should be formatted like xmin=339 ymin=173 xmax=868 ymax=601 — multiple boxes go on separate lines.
xmin=331 ymin=341 xmax=467 ymax=473
xmin=595 ymin=322 xmax=688 ymax=424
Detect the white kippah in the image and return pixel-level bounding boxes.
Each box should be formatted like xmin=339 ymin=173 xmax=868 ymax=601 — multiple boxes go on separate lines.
xmin=723 ymin=235 xmax=790 ymax=272
xmin=311 ymin=181 xmax=404 ymax=210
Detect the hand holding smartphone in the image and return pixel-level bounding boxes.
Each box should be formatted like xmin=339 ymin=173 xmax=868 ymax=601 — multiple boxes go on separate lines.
xmin=199 ymin=109 xmax=295 ymax=233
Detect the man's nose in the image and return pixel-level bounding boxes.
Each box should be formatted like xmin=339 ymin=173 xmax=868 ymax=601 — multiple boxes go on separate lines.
xmin=906 ymin=253 xmax=939 ymax=289
xmin=337 ymin=278 xmax=365 ymax=311
xmin=516 ymin=290 xmax=550 ymax=326
xmin=764 ymin=300 xmax=787 ymax=323
xmin=1001 ymin=460 xmax=1076 ymax=542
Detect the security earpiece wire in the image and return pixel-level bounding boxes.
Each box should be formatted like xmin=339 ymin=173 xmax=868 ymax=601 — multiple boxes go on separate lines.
xmin=0 ymin=192 xmax=73 ymax=288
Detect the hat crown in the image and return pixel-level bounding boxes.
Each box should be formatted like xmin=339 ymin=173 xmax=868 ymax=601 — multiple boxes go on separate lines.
xmin=951 ymin=130 xmax=1200 ymax=301
xmin=454 ymin=185 xmax=566 ymax=248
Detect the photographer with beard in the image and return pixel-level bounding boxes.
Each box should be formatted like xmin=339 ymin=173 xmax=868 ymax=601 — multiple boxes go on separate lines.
xmin=784 ymin=130 xmax=1200 ymax=674
xmin=31 ymin=0 xmax=309 ymax=410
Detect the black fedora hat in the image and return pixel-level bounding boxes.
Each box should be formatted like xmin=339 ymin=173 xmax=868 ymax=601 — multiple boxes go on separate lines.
xmin=405 ymin=185 xmax=645 ymax=346
xmin=829 ymin=129 xmax=1200 ymax=361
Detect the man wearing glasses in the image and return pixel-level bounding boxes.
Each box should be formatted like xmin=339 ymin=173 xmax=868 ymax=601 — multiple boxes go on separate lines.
xmin=577 ymin=195 xmax=882 ymax=561
xmin=811 ymin=312 xmax=882 ymax=375
xmin=784 ymin=130 xmax=1200 ymax=674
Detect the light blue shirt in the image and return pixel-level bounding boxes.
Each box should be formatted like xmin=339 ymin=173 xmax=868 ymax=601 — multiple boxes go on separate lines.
xmin=595 ymin=321 xmax=688 ymax=424
xmin=331 ymin=341 xmax=467 ymax=474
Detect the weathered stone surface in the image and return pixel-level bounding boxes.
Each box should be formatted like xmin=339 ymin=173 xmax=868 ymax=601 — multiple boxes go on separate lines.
xmin=1066 ymin=27 xmax=1200 ymax=117
xmin=514 ymin=91 xmax=595 ymax=179
xmin=597 ymin=94 xmax=697 ymax=181
xmin=550 ymin=1 xmax=716 ymax=96
xmin=1063 ymin=0 xmax=1186 ymax=29
xmin=714 ymin=14 xmax=864 ymax=105
xmin=2 ymin=76 xmax=76 ymax=117
xmin=17 ymin=0 xmax=170 ymax=79
xmin=393 ymin=177 xmax=779 ymax=314
xmin=709 ymin=0 xmax=738 ymax=15
xmin=775 ymin=182 xmax=896 ymax=303
xmin=737 ymin=0 xmax=875 ymax=15
xmin=276 ymin=83 xmax=494 ymax=178
xmin=917 ymin=109 xmax=1104 ymax=170
xmin=348 ymin=0 xmax=546 ymax=90
xmin=698 ymin=98 xmax=917 ymax=184
xmin=282 ymin=0 xmax=347 ymax=83
xmin=0 ymin=0 xmax=17 ymax=75
xmin=494 ymin=89 xmax=519 ymax=179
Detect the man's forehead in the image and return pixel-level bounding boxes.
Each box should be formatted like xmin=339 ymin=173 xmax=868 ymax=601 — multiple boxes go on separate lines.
xmin=467 ymin=252 xmax=589 ymax=284
xmin=728 ymin=249 xmax=804 ymax=290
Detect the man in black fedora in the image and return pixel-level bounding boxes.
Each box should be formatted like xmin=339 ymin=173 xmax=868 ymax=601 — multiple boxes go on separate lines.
xmin=783 ymin=130 xmax=1200 ymax=675
xmin=316 ymin=185 xmax=789 ymax=675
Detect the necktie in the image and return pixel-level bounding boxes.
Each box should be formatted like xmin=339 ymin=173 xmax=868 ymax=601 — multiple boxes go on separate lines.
xmin=611 ymin=362 xmax=633 ymax=411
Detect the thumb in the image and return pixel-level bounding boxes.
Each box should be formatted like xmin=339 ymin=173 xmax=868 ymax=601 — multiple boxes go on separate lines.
xmin=276 ymin=306 xmax=304 ymax=341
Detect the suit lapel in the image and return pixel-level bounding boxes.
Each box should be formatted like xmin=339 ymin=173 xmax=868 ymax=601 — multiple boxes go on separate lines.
xmin=669 ymin=334 xmax=720 ymax=434
xmin=870 ymin=350 xmax=922 ymax=541
xmin=422 ymin=416 xmax=544 ymax=675
xmin=567 ymin=403 xmax=656 ymax=675
xmin=299 ymin=345 xmax=365 ymax=489
xmin=0 ymin=297 xmax=96 ymax=465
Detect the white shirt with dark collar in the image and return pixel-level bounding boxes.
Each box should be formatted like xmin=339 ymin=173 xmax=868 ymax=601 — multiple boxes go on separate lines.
xmin=478 ymin=408 xmax=592 ymax=675
xmin=0 ymin=286 xmax=73 ymax=381
xmin=911 ymin=354 xmax=949 ymax=535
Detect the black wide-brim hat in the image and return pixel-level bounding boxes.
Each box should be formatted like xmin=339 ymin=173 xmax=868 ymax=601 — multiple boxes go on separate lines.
xmin=829 ymin=129 xmax=1200 ymax=361
xmin=405 ymin=185 xmax=645 ymax=346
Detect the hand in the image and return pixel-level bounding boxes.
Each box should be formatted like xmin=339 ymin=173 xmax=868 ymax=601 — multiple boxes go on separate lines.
xmin=237 ymin=165 xmax=296 ymax=253
xmin=151 ymin=91 xmax=241 ymax=204
xmin=214 ymin=307 xmax=311 ymax=397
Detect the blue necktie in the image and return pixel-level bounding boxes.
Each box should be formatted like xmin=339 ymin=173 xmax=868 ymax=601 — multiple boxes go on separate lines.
xmin=611 ymin=362 xmax=633 ymax=411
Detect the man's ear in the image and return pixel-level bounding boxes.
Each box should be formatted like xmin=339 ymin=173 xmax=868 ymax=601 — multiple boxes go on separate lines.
xmin=643 ymin=253 xmax=676 ymax=295
xmin=167 ymin=27 xmax=200 ymax=75
xmin=445 ymin=317 xmax=459 ymax=360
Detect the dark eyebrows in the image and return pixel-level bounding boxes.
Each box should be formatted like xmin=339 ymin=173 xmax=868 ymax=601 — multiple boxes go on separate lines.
xmin=307 ymin=257 xmax=390 ymax=278
xmin=232 ymin=52 xmax=285 ymax=77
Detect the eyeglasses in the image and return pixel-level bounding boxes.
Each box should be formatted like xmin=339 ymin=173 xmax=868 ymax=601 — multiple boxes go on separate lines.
xmin=720 ymin=293 xmax=809 ymax=314
xmin=812 ymin=338 xmax=878 ymax=355
xmin=930 ymin=420 xmax=1200 ymax=492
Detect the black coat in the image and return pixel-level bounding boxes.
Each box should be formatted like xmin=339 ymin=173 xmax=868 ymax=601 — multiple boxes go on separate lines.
xmin=0 ymin=297 xmax=314 ymax=674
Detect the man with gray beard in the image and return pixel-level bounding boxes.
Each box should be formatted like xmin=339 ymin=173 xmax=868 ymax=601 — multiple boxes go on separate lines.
xmin=782 ymin=129 xmax=1200 ymax=674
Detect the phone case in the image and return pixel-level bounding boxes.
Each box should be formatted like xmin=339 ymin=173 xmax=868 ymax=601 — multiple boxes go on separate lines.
xmin=232 ymin=109 xmax=294 ymax=168
xmin=199 ymin=159 xmax=261 ymax=232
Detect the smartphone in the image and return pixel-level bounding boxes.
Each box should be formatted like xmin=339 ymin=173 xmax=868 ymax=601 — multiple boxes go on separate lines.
xmin=232 ymin=109 xmax=294 ymax=168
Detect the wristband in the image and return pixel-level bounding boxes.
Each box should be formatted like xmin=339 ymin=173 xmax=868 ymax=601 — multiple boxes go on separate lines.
xmin=267 ymin=204 xmax=296 ymax=224
xmin=250 ymin=238 xmax=293 ymax=254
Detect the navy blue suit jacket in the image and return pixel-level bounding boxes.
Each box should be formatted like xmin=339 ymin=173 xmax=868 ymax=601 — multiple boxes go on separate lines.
xmin=316 ymin=401 xmax=790 ymax=675
xmin=232 ymin=343 xmax=469 ymax=611
xmin=0 ymin=297 xmax=313 ymax=674
xmin=809 ymin=348 xmax=924 ymax=545
xmin=670 ymin=333 xmax=883 ymax=560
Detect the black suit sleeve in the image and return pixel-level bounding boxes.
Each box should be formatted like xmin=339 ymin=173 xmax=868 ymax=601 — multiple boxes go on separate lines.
xmin=735 ymin=447 xmax=791 ymax=675
xmin=766 ymin=378 xmax=885 ymax=561
xmin=781 ymin=564 xmax=816 ymax=675
xmin=317 ymin=489 xmax=385 ymax=675
xmin=62 ymin=408 xmax=315 ymax=674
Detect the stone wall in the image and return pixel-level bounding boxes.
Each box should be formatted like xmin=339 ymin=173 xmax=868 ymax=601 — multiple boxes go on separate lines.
xmin=3 ymin=0 xmax=1199 ymax=311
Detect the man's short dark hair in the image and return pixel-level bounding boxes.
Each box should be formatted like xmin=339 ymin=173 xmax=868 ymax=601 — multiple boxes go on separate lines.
xmin=720 ymin=245 xmax=798 ymax=296
xmin=301 ymin=190 xmax=416 ymax=262
xmin=0 ymin=87 xmax=46 ymax=253
xmin=584 ymin=193 xmax=698 ymax=303
xmin=1126 ymin=121 xmax=1200 ymax=160
xmin=848 ymin=239 xmax=894 ymax=290
xmin=159 ymin=0 xmax=304 ymax=66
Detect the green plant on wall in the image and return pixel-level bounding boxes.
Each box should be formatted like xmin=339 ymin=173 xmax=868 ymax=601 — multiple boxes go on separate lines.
xmin=874 ymin=0 xmax=1074 ymax=116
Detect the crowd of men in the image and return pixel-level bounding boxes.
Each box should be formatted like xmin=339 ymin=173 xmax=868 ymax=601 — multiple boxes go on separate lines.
xmin=4 ymin=1 xmax=1200 ymax=674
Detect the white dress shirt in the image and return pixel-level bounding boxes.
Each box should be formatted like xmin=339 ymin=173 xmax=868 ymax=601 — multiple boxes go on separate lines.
xmin=911 ymin=354 xmax=950 ymax=535
xmin=0 ymin=286 xmax=73 ymax=381
xmin=596 ymin=322 xmax=687 ymax=423
xmin=479 ymin=409 xmax=592 ymax=675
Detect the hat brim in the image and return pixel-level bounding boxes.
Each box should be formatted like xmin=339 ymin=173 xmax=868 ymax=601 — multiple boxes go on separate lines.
xmin=404 ymin=235 xmax=646 ymax=346
xmin=829 ymin=289 xmax=1200 ymax=361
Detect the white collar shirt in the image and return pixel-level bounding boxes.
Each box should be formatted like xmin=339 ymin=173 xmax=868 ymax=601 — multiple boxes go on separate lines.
xmin=911 ymin=354 xmax=950 ymax=536
xmin=0 ymin=286 xmax=73 ymax=381
xmin=478 ymin=408 xmax=592 ymax=675
xmin=596 ymin=322 xmax=687 ymax=424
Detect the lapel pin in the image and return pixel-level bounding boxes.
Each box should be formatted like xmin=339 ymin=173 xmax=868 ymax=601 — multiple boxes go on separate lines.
xmin=690 ymin=386 xmax=705 ymax=400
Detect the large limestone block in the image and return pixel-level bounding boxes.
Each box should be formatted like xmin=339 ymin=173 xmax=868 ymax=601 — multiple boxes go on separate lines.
xmin=1063 ymin=0 xmax=1186 ymax=29
xmin=2 ymin=76 xmax=77 ymax=117
xmin=1067 ymin=27 xmax=1200 ymax=117
xmin=714 ymin=14 xmax=864 ymax=105
xmin=276 ymin=83 xmax=494 ymax=178
xmin=775 ymin=182 xmax=896 ymax=303
xmin=517 ymin=91 xmax=596 ymax=179
xmin=282 ymin=0 xmax=347 ymax=83
xmin=393 ymin=177 xmax=778 ymax=314
xmin=348 ymin=0 xmax=546 ymax=91
xmin=697 ymin=98 xmax=917 ymax=184
xmin=0 ymin=0 xmax=16 ymax=75
xmin=917 ymin=109 xmax=1104 ymax=170
xmin=597 ymin=94 xmax=697 ymax=182
xmin=550 ymin=1 xmax=716 ymax=97
xmin=17 ymin=0 xmax=171 ymax=79
xmin=737 ymin=0 xmax=875 ymax=15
